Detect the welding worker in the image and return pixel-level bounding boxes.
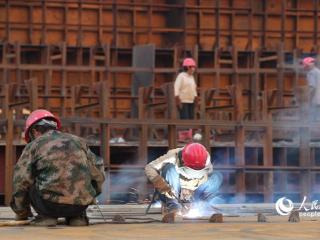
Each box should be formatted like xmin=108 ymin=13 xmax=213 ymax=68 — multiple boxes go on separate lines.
xmin=10 ymin=109 xmax=105 ymax=226
xmin=145 ymin=143 xmax=223 ymax=217
xmin=174 ymin=57 xmax=198 ymax=120
xmin=302 ymin=57 xmax=320 ymax=118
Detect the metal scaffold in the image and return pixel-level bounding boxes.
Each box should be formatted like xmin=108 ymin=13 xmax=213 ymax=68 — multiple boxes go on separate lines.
xmin=0 ymin=0 xmax=319 ymax=205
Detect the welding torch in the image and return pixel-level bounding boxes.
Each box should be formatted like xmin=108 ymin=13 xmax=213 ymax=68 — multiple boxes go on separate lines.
xmin=168 ymin=190 xmax=190 ymax=212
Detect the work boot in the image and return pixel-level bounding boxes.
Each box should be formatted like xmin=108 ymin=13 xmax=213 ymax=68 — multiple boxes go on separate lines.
xmin=164 ymin=201 xmax=182 ymax=214
xmin=66 ymin=215 xmax=89 ymax=226
xmin=162 ymin=202 xmax=184 ymax=223
xmin=30 ymin=215 xmax=57 ymax=227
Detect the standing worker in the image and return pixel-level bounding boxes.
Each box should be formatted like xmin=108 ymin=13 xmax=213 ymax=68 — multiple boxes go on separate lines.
xmin=10 ymin=109 xmax=105 ymax=226
xmin=174 ymin=57 xmax=198 ymax=142
xmin=174 ymin=57 xmax=198 ymax=120
xmin=302 ymin=57 xmax=320 ymax=119
xmin=145 ymin=143 xmax=223 ymax=221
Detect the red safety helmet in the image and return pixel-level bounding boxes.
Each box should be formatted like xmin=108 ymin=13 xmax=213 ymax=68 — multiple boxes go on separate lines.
xmin=182 ymin=58 xmax=196 ymax=67
xmin=302 ymin=57 xmax=315 ymax=69
xmin=182 ymin=143 xmax=208 ymax=170
xmin=24 ymin=109 xmax=61 ymax=143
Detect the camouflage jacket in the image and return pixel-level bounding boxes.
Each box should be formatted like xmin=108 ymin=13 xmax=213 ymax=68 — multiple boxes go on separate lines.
xmin=11 ymin=130 xmax=105 ymax=215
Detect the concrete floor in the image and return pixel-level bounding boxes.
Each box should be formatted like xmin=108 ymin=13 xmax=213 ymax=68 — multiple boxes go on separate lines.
xmin=0 ymin=206 xmax=319 ymax=240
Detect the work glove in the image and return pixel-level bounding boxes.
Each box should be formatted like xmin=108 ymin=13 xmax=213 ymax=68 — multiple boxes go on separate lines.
xmin=180 ymin=188 xmax=194 ymax=202
xmin=151 ymin=175 xmax=173 ymax=195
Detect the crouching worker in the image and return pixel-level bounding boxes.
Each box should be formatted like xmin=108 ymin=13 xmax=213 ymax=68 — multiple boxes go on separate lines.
xmin=10 ymin=109 xmax=105 ymax=227
xmin=145 ymin=143 xmax=223 ymax=219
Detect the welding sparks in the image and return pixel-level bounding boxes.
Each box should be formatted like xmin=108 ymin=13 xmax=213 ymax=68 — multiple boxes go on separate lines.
xmin=184 ymin=208 xmax=202 ymax=218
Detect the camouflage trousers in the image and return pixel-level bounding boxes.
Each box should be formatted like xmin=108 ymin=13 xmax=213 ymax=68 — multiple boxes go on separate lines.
xmin=29 ymin=186 xmax=88 ymax=218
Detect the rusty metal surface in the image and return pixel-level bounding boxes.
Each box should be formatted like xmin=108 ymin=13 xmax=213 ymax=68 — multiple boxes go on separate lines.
xmin=0 ymin=1 xmax=319 ymax=51
xmin=0 ymin=216 xmax=319 ymax=240
xmin=0 ymin=205 xmax=319 ymax=239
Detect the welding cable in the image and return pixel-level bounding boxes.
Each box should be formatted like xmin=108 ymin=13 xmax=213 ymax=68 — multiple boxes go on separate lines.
xmin=93 ymin=199 xmax=107 ymax=223
xmin=88 ymin=216 xmax=161 ymax=224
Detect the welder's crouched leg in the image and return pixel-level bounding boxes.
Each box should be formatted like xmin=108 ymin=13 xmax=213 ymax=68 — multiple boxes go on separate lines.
xmin=10 ymin=198 xmax=33 ymax=221
xmin=29 ymin=186 xmax=88 ymax=226
xmin=158 ymin=164 xmax=182 ymax=213
xmin=193 ymin=172 xmax=224 ymax=214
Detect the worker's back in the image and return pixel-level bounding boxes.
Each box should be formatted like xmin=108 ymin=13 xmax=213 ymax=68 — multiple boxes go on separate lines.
xmin=22 ymin=130 xmax=101 ymax=205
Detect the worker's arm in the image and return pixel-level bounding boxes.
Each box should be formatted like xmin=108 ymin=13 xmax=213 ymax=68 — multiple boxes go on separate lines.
xmin=10 ymin=144 xmax=34 ymax=219
xmin=174 ymin=73 xmax=183 ymax=98
xmin=307 ymin=71 xmax=317 ymax=88
xmin=174 ymin=74 xmax=184 ymax=108
xmin=86 ymin=147 xmax=105 ymax=196
xmin=306 ymin=70 xmax=320 ymax=100
xmin=145 ymin=148 xmax=180 ymax=182
xmin=145 ymin=149 xmax=181 ymax=195
xmin=192 ymin=77 xmax=198 ymax=98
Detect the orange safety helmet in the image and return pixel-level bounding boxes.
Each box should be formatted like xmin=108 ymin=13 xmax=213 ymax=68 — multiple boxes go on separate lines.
xmin=182 ymin=143 xmax=208 ymax=170
xmin=302 ymin=57 xmax=315 ymax=69
xmin=24 ymin=109 xmax=61 ymax=143
xmin=182 ymin=58 xmax=196 ymax=67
